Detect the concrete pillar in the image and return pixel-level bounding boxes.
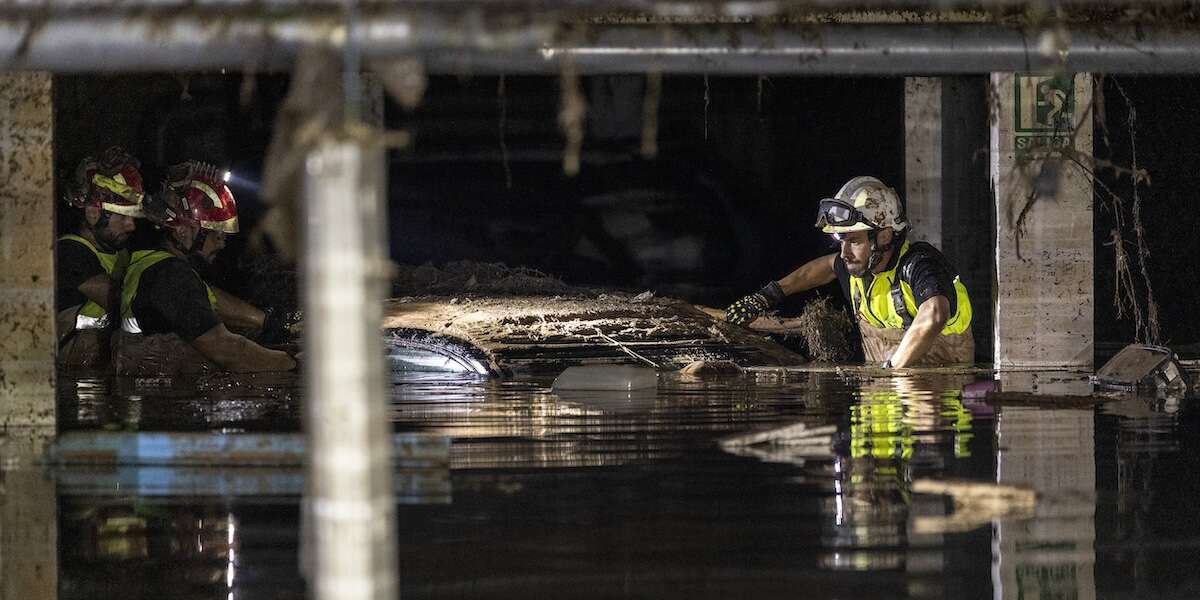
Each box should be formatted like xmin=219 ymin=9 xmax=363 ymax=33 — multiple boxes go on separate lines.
xmin=305 ymin=137 xmax=397 ymax=600
xmin=0 ymin=72 xmax=56 ymax=426
xmin=992 ymin=406 xmax=1096 ymax=600
xmin=905 ymin=76 xmax=994 ymax=361
xmin=905 ymin=77 xmax=944 ymax=248
xmin=991 ymin=73 xmax=1094 ymax=368
xmin=0 ymin=428 xmax=58 ymax=600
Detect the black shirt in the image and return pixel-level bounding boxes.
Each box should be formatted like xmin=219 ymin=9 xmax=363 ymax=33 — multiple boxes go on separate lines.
xmin=833 ymin=241 xmax=960 ymax=319
xmin=55 ymin=237 xmax=104 ymax=312
xmin=130 ymin=255 xmax=221 ymax=342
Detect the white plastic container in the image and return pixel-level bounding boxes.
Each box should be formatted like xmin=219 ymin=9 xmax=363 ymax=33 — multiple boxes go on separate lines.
xmin=552 ymin=365 xmax=659 ymax=392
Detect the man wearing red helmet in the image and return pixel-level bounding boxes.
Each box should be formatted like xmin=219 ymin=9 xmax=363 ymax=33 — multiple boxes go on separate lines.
xmin=112 ymin=161 xmax=297 ymax=375
xmin=56 ymin=147 xmax=146 ymax=368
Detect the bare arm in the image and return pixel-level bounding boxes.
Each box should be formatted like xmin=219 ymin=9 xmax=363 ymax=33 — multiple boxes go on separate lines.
xmin=889 ymin=295 xmax=951 ymax=368
xmin=77 ymin=273 xmax=116 ymax=311
xmin=777 ymin=253 xmax=838 ymax=296
xmin=191 ymin=323 xmax=297 ymax=373
xmin=214 ymin=288 xmax=267 ymax=335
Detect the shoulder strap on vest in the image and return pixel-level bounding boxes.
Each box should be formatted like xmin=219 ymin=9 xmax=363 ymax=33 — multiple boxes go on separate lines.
xmin=887 ymin=243 xmax=916 ymax=326
xmin=890 ymin=285 xmax=914 ymax=327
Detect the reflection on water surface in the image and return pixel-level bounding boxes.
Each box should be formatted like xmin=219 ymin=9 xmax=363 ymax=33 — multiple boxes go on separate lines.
xmin=3 ymin=367 xmax=1198 ymax=598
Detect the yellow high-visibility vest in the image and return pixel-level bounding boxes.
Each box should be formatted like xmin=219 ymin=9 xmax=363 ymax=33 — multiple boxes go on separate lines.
xmin=58 ymin=234 xmax=123 ymax=331
xmin=848 ymin=241 xmax=972 ymax=335
xmin=120 ymin=250 xmax=217 ymax=334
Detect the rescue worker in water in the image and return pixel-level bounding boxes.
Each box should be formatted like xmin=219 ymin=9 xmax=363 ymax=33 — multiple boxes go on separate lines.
xmin=56 ymin=147 xmax=146 ymax=368
xmin=112 ymin=161 xmax=298 ymax=375
xmin=725 ymin=176 xmax=974 ymax=367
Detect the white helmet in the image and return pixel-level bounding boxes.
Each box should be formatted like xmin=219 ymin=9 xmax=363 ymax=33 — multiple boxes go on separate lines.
xmin=816 ymin=176 xmax=908 ymax=234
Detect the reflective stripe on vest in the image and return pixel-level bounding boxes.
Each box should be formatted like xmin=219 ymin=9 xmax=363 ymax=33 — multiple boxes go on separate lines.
xmin=848 ymin=241 xmax=972 ymax=335
xmin=120 ymin=250 xmax=218 ymax=334
xmin=59 ymin=234 xmax=120 ymax=331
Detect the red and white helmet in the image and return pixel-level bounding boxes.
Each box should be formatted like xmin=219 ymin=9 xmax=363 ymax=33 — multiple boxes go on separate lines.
xmin=151 ymin=161 xmax=239 ymax=234
xmin=65 ymin=146 xmax=146 ymax=217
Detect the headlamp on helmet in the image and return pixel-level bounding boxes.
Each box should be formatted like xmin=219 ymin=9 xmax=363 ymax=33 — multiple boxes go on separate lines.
xmin=151 ymin=161 xmax=240 ymax=234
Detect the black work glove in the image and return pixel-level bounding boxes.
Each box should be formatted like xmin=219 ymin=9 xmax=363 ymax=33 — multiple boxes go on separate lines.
xmin=261 ymin=307 xmax=304 ymax=344
xmin=724 ymin=281 xmax=786 ymax=326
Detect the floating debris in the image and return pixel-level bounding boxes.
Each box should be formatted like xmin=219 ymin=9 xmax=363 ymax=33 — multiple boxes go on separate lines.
xmin=911 ymin=478 xmax=1037 ymax=534
xmin=718 ymin=422 xmax=838 ymax=449
xmin=719 ymin=421 xmax=837 ymax=466
xmin=985 ymin=391 xmax=1112 ymax=408
xmin=679 ymin=360 xmax=743 ymax=378
xmin=1093 ymin=343 xmax=1189 ymax=394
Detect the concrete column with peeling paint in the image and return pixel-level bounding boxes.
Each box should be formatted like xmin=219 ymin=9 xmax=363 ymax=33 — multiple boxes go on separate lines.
xmin=905 ymin=76 xmax=994 ymax=362
xmin=905 ymin=77 xmax=944 ymax=249
xmin=991 ymin=73 xmax=1094 ymax=368
xmin=0 ymin=72 xmax=56 ymax=426
xmin=0 ymin=428 xmax=59 ymax=600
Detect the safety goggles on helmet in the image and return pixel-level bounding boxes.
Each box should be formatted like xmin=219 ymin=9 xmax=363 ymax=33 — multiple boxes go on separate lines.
xmin=815 ymin=198 xmax=880 ymax=230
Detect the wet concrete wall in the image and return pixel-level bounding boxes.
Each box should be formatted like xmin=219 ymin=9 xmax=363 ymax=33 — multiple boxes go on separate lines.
xmin=0 ymin=72 xmax=56 ymax=426
xmin=991 ymin=73 xmax=1094 ymax=368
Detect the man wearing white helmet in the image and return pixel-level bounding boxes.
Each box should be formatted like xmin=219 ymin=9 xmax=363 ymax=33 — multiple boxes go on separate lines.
xmin=725 ymin=176 xmax=974 ymax=367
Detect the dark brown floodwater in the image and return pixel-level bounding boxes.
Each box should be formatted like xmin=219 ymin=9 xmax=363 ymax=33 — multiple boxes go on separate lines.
xmin=8 ymin=366 xmax=1200 ymax=599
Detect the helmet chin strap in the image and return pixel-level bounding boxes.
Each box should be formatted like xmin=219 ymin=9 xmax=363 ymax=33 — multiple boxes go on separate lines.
xmin=169 ymin=225 xmax=209 ymax=257
xmin=864 ymin=229 xmax=892 ymax=274
xmin=90 ymin=211 xmax=116 ymax=252
xmin=190 ymin=228 xmax=209 ymax=256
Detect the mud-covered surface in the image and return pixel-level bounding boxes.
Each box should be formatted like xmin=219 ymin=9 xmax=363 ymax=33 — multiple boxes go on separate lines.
xmin=382 ymin=291 xmax=806 ymax=374
xmin=37 ymin=368 xmax=1200 ymax=599
xmin=218 ymin=259 xmax=806 ymax=374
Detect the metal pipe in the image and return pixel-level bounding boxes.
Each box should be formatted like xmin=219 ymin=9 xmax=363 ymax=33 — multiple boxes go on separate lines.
xmin=304 ymin=139 xmax=396 ymax=600
xmin=0 ymin=0 xmax=1193 ymax=15
xmin=0 ymin=14 xmax=556 ymax=72
xmin=6 ymin=17 xmax=1200 ymax=74
xmin=432 ymin=25 xmax=1200 ymax=74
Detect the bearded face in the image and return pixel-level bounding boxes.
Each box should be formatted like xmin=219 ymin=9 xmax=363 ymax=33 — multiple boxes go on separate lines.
xmin=836 ymin=229 xmax=893 ymax=276
xmin=89 ymin=210 xmax=136 ymax=252
xmin=170 ymin=222 xmax=227 ymax=264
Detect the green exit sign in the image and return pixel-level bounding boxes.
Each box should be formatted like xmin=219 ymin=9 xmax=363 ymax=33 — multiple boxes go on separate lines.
xmin=1014 ymin=74 xmax=1078 ymax=158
